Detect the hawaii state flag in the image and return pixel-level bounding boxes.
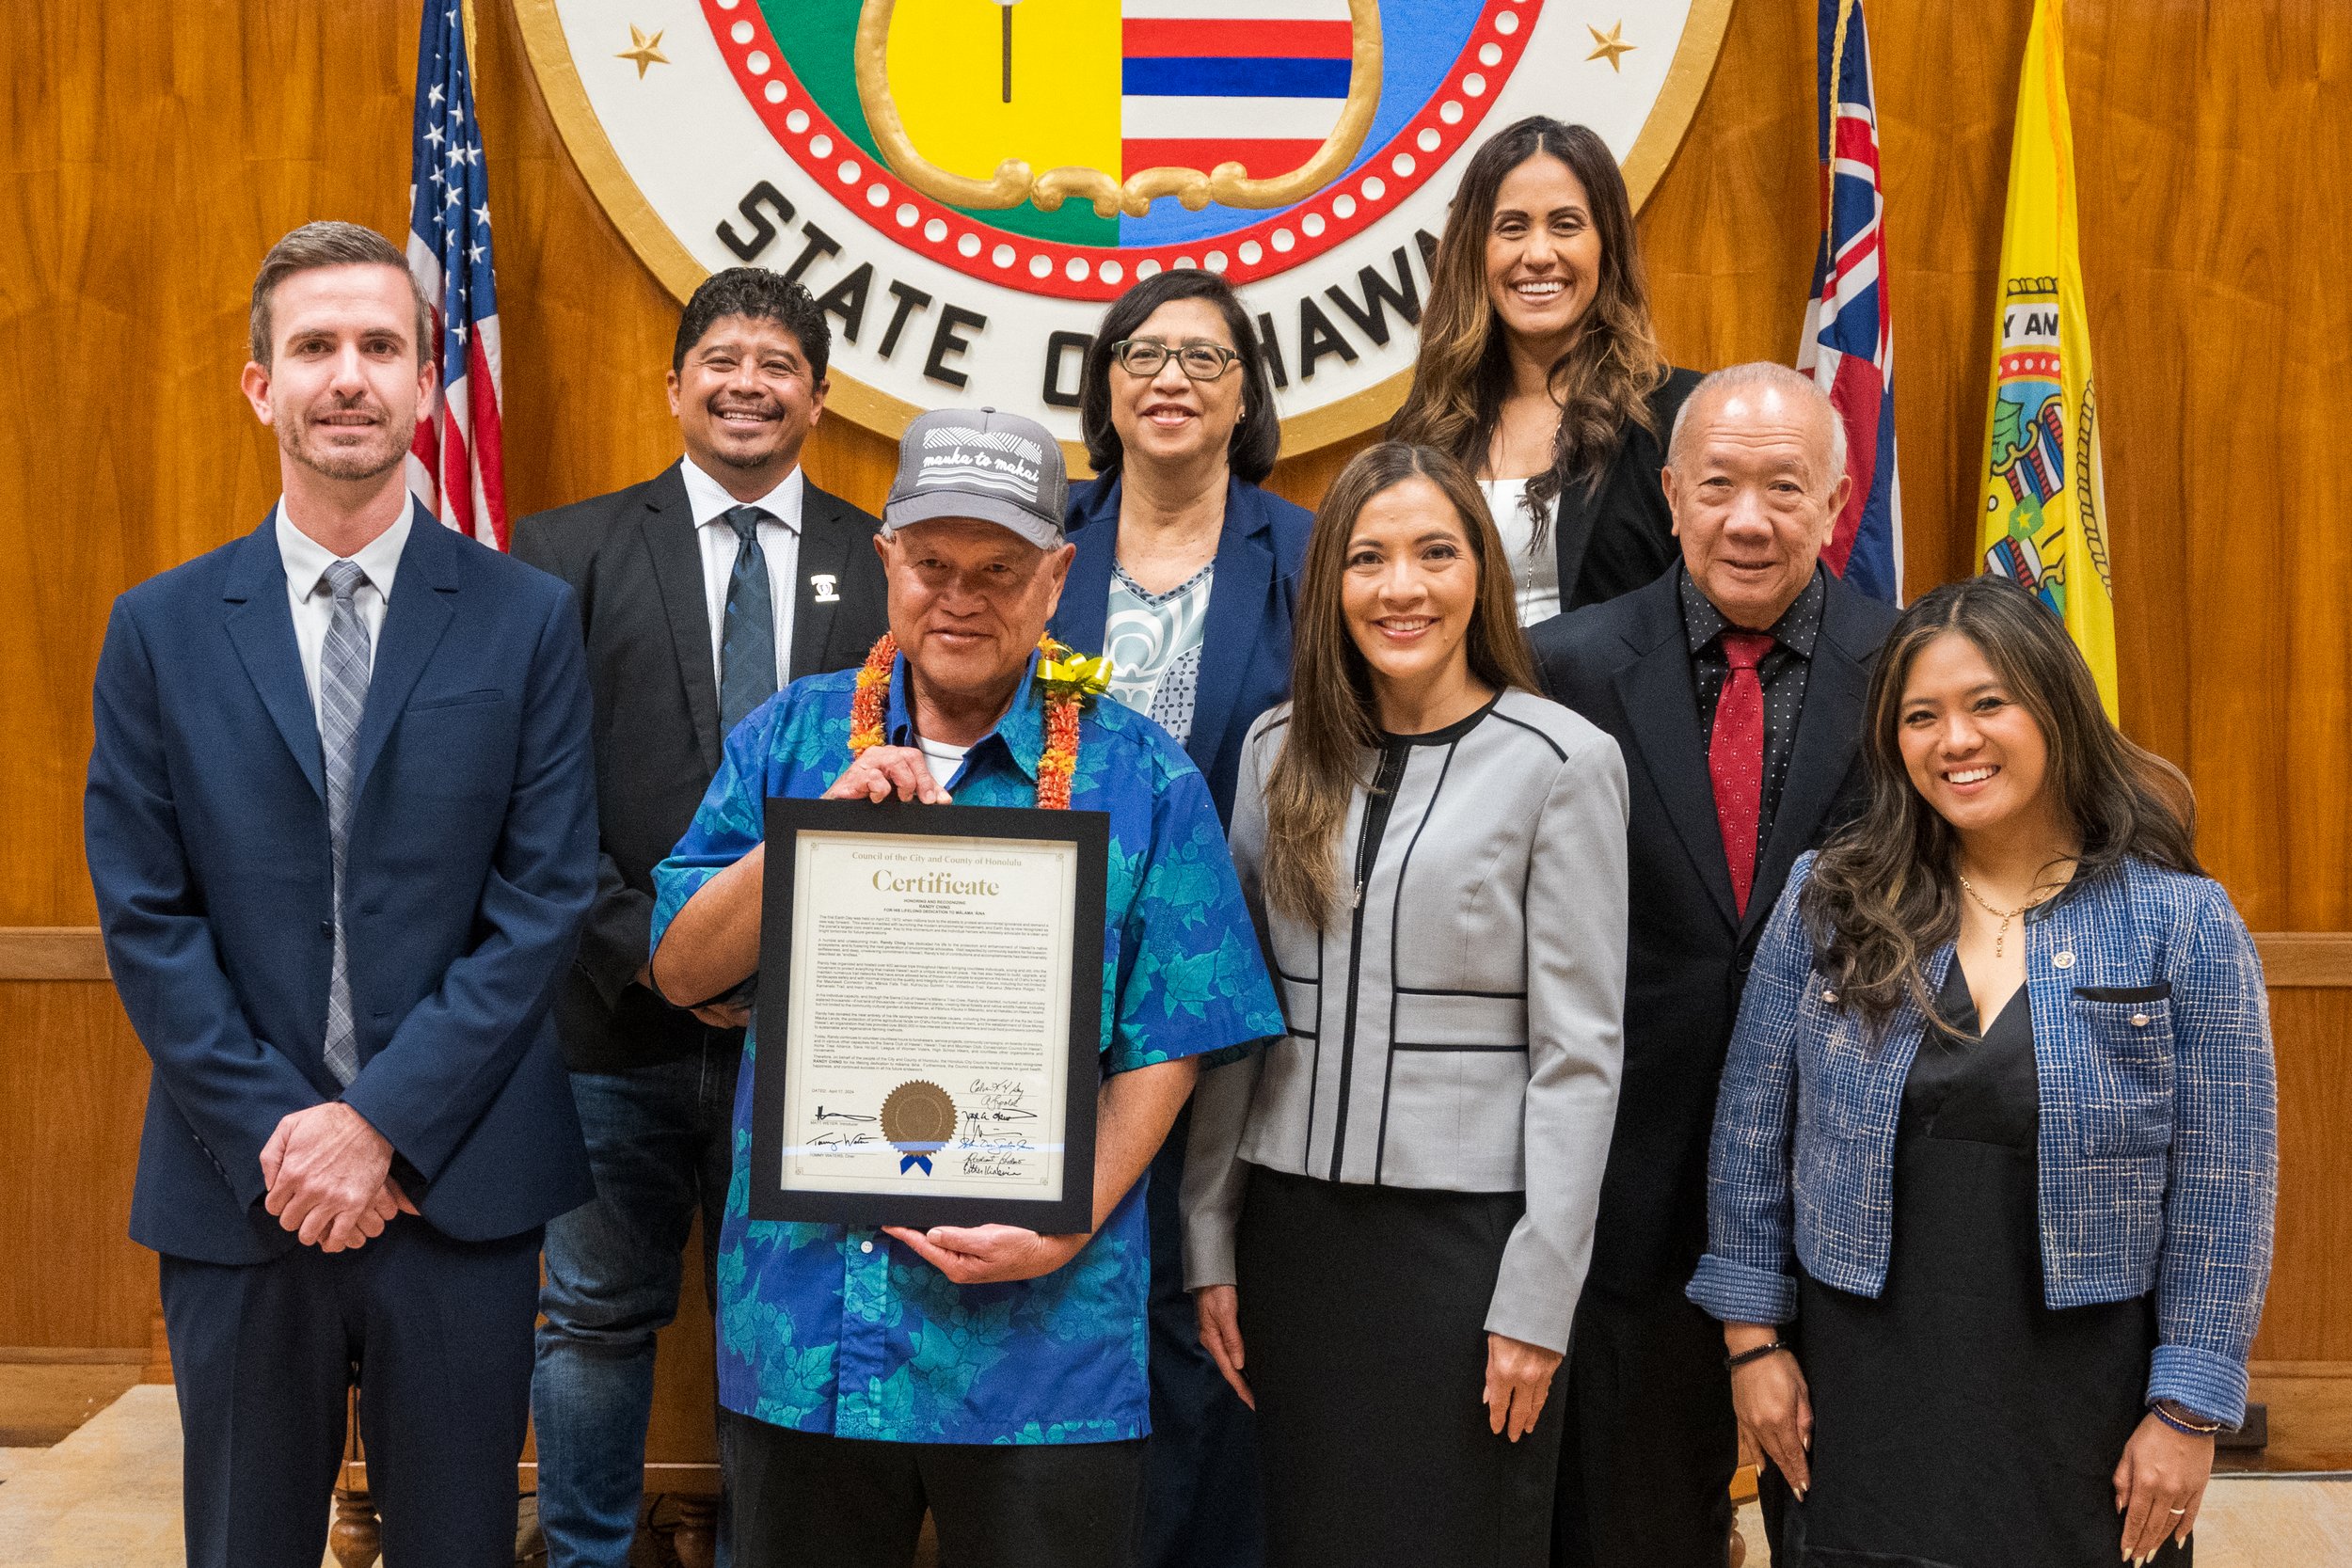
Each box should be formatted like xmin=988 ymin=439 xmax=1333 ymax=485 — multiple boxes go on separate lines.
xmin=1119 ymin=0 xmax=1356 ymax=180
xmin=1978 ymin=0 xmax=2117 ymax=717
xmin=1796 ymin=0 xmax=1902 ymax=604
xmin=406 ymin=2 xmax=509 ymax=548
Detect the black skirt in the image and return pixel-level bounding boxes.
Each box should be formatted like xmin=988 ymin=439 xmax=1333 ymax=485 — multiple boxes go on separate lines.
xmin=1782 ymin=965 xmax=2188 ymax=1568
xmin=1235 ymin=1164 xmax=1564 ymax=1568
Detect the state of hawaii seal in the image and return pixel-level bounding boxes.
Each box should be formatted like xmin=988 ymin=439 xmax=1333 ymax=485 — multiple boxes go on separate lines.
xmin=516 ymin=0 xmax=1731 ymax=451
xmin=881 ymin=1079 xmax=959 ymax=1174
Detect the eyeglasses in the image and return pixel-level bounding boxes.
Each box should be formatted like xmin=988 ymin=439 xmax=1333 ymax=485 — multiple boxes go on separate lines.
xmin=1109 ymin=338 xmax=1243 ymax=381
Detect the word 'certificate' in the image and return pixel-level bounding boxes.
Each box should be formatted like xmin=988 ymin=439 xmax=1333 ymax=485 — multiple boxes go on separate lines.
xmin=751 ymin=800 xmax=1105 ymax=1231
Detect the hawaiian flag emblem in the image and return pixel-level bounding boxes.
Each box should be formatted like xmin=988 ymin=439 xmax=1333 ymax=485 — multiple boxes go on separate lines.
xmin=1796 ymin=0 xmax=1901 ymax=603
xmin=406 ymin=3 xmax=508 ymax=548
xmin=1118 ymin=0 xmax=1357 ymax=182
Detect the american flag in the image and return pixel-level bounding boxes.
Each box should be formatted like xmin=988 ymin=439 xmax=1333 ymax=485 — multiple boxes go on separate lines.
xmin=1796 ymin=0 xmax=1901 ymax=603
xmin=406 ymin=2 xmax=508 ymax=548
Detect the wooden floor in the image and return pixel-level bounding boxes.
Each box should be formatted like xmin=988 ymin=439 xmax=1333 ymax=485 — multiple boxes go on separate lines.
xmin=0 ymin=1370 xmax=2344 ymax=1567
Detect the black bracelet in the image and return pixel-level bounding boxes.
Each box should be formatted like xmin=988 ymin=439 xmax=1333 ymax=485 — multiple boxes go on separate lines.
xmin=1725 ymin=1340 xmax=1788 ymax=1370
xmin=2149 ymin=1402 xmax=2224 ymax=1437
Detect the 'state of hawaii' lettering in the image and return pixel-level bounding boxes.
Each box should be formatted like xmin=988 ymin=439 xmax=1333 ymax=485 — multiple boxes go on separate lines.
xmin=517 ymin=0 xmax=1728 ymax=448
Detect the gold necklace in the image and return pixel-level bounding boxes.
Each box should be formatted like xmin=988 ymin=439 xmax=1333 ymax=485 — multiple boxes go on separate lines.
xmin=1956 ymin=875 xmax=2050 ymax=959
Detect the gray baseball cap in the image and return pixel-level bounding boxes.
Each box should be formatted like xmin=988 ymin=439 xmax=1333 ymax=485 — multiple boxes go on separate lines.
xmin=882 ymin=407 xmax=1067 ymax=550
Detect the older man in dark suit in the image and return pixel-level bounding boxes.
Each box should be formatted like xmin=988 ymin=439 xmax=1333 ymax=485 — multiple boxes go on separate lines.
xmin=511 ymin=269 xmax=889 ymax=1568
xmin=1531 ymin=362 xmax=1901 ymax=1568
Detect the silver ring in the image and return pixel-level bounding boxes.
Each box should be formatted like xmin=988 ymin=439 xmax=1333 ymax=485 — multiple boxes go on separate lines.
xmin=2169 ymin=1508 xmax=2187 ymax=1514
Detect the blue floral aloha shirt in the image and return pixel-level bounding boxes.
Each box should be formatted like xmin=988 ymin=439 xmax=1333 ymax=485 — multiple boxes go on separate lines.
xmin=650 ymin=649 xmax=1281 ymax=1445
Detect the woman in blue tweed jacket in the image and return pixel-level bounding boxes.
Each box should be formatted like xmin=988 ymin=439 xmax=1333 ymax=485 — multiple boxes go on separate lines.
xmin=1688 ymin=577 xmax=2275 ymax=1568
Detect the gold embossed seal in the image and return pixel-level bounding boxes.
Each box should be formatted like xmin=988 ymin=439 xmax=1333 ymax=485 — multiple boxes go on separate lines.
xmin=880 ymin=1080 xmax=958 ymax=1175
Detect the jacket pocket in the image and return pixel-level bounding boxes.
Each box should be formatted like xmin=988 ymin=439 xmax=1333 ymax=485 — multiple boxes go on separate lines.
xmin=2073 ymin=982 xmax=2172 ymax=1004
xmin=2072 ymin=997 xmax=2176 ymax=1157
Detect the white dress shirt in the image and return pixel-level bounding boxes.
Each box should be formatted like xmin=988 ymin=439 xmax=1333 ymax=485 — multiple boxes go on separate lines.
xmin=276 ymin=493 xmax=415 ymax=726
xmin=679 ymin=456 xmax=804 ymax=688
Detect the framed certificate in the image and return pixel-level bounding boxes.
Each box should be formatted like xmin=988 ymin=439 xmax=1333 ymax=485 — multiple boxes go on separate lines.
xmin=746 ymin=797 xmax=1107 ymax=1232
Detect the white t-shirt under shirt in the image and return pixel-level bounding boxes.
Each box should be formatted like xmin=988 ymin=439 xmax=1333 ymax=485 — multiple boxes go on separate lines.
xmin=917 ymin=736 xmax=969 ymax=792
xmin=1477 ymin=477 xmax=1563 ymax=626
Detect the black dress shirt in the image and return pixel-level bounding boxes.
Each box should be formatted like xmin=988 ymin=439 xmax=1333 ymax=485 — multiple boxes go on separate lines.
xmin=1680 ymin=564 xmax=1829 ymax=859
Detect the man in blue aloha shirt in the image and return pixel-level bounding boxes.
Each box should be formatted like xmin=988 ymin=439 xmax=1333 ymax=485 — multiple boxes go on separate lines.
xmin=649 ymin=407 xmax=1281 ymax=1568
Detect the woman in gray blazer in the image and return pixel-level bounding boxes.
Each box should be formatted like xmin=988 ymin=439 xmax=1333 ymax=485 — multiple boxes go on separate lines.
xmin=1183 ymin=441 xmax=1628 ymax=1568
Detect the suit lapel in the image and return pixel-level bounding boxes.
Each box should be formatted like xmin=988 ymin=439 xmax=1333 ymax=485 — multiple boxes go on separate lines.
xmin=638 ymin=467 xmax=723 ymax=772
xmin=788 ymin=486 xmax=857 ymax=681
xmin=1055 ymin=479 xmax=1119 ymax=655
xmin=1184 ymin=478 xmax=1274 ymax=779
xmin=348 ymin=515 xmax=458 ymax=800
xmin=1744 ymin=581 xmax=1873 ymax=941
xmin=1550 ymin=471 xmax=1605 ymax=609
xmin=1611 ymin=578 xmax=1740 ymax=929
xmin=221 ymin=518 xmax=326 ymax=802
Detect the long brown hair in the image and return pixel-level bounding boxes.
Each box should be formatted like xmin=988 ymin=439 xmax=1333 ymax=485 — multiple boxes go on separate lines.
xmin=1260 ymin=442 xmax=1538 ymax=929
xmin=1386 ymin=117 xmax=1667 ymax=547
xmin=1801 ymin=576 xmax=2202 ymax=1025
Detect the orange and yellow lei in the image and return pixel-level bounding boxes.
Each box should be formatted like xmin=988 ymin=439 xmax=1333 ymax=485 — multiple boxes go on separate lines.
xmin=847 ymin=634 xmax=1111 ymax=810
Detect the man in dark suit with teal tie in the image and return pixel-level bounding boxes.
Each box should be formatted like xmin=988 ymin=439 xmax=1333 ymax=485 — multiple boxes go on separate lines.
xmin=512 ymin=268 xmax=889 ymax=1567
xmin=85 ymin=221 xmax=599 ymax=1568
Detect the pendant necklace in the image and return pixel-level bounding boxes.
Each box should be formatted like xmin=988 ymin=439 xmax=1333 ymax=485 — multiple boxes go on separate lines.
xmin=1956 ymin=875 xmax=2046 ymax=958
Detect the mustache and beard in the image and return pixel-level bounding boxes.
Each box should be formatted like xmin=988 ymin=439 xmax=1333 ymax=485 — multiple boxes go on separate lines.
xmin=703 ymin=394 xmax=790 ymax=467
xmin=281 ymin=391 xmax=417 ymax=483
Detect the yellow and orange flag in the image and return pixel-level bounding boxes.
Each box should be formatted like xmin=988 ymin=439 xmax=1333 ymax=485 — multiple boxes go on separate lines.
xmin=1977 ymin=0 xmax=2118 ymax=717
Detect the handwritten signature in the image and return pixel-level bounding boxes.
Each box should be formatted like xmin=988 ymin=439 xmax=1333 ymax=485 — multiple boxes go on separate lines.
xmin=961 ymin=1151 xmax=1026 ymax=1179
xmin=813 ymin=1106 xmax=877 ymax=1123
xmin=809 ymin=1131 xmax=878 ymax=1153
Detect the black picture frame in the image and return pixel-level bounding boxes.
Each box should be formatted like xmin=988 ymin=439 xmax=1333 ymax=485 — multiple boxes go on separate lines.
xmin=747 ymin=796 xmax=1107 ymax=1232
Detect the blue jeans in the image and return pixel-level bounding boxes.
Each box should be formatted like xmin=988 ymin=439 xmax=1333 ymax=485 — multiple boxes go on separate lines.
xmin=533 ymin=1041 xmax=739 ymax=1568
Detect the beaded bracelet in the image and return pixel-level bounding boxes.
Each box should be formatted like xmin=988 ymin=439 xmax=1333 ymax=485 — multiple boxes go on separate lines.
xmin=1725 ymin=1340 xmax=1788 ymax=1371
xmin=2149 ymin=1402 xmax=2224 ymax=1437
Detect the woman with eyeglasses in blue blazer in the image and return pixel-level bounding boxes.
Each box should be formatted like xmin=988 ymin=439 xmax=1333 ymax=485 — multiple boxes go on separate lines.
xmin=1048 ymin=266 xmax=1311 ymax=1568
xmin=1689 ymin=575 xmax=2275 ymax=1568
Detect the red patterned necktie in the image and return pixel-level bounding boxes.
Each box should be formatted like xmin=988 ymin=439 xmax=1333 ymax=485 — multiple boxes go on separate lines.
xmin=1709 ymin=631 xmax=1775 ymax=916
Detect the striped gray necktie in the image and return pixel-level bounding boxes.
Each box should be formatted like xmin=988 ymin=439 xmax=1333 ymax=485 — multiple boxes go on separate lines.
xmin=319 ymin=560 xmax=371 ymax=1086
xmin=717 ymin=504 xmax=778 ymax=734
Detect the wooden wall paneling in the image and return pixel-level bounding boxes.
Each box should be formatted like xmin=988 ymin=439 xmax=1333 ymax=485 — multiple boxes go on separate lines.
xmin=0 ymin=984 xmax=153 ymax=1349
xmin=2252 ymin=989 xmax=2352 ymax=1364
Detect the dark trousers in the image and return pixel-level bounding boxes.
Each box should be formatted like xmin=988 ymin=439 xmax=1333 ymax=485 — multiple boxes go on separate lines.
xmin=726 ymin=1408 xmax=1144 ymax=1568
xmin=1140 ymin=1105 xmax=1263 ymax=1568
xmin=160 ymin=1218 xmax=543 ymax=1568
xmin=534 ymin=1042 xmax=739 ymax=1568
xmin=1550 ymin=1282 xmax=1738 ymax=1568
xmin=1239 ymin=1166 xmax=1565 ymax=1568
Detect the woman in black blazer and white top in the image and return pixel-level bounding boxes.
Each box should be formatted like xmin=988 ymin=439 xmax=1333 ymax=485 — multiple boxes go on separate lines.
xmin=1183 ymin=442 xmax=1629 ymax=1568
xmin=1389 ymin=117 xmax=1696 ymax=624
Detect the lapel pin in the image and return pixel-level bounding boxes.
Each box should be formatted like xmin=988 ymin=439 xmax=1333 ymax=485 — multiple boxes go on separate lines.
xmin=810 ymin=573 xmax=840 ymax=603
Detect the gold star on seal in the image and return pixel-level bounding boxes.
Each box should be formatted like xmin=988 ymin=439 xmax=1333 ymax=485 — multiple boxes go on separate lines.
xmin=1586 ymin=21 xmax=1636 ymax=72
xmin=615 ymin=24 xmax=668 ymax=79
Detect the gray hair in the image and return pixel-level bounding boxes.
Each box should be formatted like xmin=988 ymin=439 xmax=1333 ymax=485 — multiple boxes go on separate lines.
xmin=1667 ymin=361 xmax=1848 ymax=490
xmin=249 ymin=221 xmax=432 ymax=366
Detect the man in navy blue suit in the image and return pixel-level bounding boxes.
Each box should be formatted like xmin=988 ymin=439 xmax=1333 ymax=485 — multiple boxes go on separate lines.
xmin=84 ymin=221 xmax=598 ymax=1568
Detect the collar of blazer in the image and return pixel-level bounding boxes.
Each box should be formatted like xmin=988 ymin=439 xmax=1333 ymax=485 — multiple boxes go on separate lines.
xmin=1608 ymin=565 xmax=1883 ymax=936
xmin=1059 ymin=471 xmax=1279 ymax=777
xmin=635 ymin=463 xmax=870 ymax=771
xmin=222 ymin=508 xmax=464 ymax=808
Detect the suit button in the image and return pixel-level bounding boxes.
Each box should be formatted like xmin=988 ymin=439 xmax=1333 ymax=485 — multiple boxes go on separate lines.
xmin=320 ymin=920 xmax=334 ymax=941
xmin=1821 ymin=989 xmax=1838 ymax=1004
xmin=2053 ymin=952 xmax=2075 ymax=970
xmin=2131 ymin=1013 xmax=2151 ymax=1027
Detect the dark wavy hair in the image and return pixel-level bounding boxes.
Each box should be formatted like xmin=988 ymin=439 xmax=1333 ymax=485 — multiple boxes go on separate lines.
xmin=674 ymin=267 xmax=831 ymax=379
xmin=1260 ymin=442 xmax=1538 ymax=928
xmin=1386 ymin=117 xmax=1667 ymax=546
xmin=1801 ymin=576 xmax=2202 ymax=1026
xmin=1078 ymin=268 xmax=1282 ymax=483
